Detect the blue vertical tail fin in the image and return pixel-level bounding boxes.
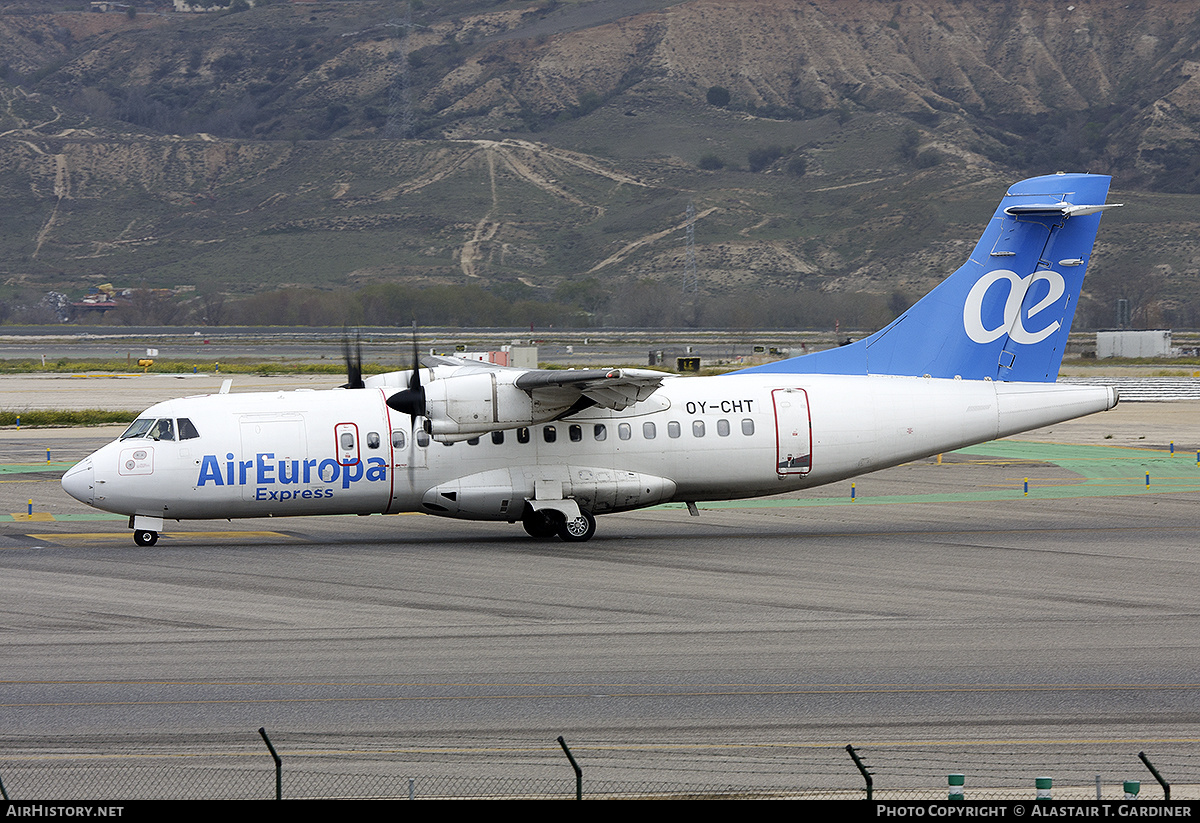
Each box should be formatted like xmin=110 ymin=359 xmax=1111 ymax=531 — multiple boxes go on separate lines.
xmin=738 ymin=173 xmax=1118 ymax=383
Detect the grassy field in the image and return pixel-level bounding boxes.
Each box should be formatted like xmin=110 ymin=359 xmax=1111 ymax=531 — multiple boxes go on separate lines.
xmin=0 ymin=409 xmax=136 ymax=427
xmin=0 ymin=358 xmax=388 ymax=376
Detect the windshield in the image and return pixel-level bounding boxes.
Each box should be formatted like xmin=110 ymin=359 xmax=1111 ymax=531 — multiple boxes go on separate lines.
xmin=120 ymin=418 xmax=155 ymax=441
xmin=119 ymin=418 xmax=194 ymax=442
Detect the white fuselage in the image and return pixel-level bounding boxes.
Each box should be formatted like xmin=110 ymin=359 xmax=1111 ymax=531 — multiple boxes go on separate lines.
xmin=61 ymin=373 xmax=1116 ymax=527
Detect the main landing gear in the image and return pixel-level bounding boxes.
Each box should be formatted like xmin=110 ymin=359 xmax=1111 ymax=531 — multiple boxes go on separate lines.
xmin=133 ymin=529 xmax=159 ymax=547
xmin=522 ymin=507 xmax=597 ymax=542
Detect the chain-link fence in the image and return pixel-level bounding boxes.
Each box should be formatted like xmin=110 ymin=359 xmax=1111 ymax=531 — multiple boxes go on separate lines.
xmin=2 ymin=735 xmax=1196 ymax=800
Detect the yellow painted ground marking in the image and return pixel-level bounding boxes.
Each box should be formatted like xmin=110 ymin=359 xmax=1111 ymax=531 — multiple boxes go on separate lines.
xmin=28 ymin=531 xmax=292 ymax=540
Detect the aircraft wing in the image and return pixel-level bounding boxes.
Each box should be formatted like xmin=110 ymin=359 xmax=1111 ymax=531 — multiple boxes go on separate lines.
xmin=513 ymin=368 xmax=667 ymax=411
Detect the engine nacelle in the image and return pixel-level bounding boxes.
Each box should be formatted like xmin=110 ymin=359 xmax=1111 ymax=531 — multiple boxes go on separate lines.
xmin=419 ymin=371 xmax=572 ymax=441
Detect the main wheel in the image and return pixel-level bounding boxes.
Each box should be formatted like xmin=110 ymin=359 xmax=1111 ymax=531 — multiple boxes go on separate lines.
xmin=522 ymin=509 xmax=558 ymax=539
xmin=133 ymin=529 xmax=159 ymax=547
xmin=557 ymin=509 xmax=596 ymax=542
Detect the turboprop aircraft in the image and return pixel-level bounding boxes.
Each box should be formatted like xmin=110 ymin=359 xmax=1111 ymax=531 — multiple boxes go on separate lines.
xmin=62 ymin=172 xmax=1121 ymax=546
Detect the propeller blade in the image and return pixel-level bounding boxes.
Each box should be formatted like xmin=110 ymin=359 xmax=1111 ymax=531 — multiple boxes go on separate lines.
xmin=341 ymin=330 xmax=365 ymax=390
xmin=386 ymin=322 xmax=426 ymax=419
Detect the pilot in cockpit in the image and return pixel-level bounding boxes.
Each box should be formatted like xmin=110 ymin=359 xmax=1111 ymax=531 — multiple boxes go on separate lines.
xmin=150 ymin=418 xmax=175 ymax=441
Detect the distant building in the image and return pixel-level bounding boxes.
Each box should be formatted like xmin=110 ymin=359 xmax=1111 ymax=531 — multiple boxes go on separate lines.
xmin=458 ymin=346 xmax=538 ymax=369
xmin=1096 ymin=330 xmax=1175 ymax=359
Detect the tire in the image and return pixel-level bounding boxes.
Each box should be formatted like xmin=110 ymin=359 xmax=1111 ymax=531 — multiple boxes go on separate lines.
xmin=522 ymin=510 xmax=558 ymax=539
xmin=133 ymin=529 xmax=159 ymax=547
xmin=557 ymin=509 xmax=596 ymax=542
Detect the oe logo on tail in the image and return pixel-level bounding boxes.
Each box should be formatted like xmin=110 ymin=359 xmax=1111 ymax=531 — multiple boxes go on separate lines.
xmin=962 ymin=269 xmax=1067 ymax=345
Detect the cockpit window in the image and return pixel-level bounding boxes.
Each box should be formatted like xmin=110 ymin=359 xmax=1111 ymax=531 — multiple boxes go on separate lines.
xmin=120 ymin=418 xmax=154 ymax=440
xmin=150 ymin=419 xmax=175 ymax=441
xmin=178 ymin=418 xmax=200 ymax=441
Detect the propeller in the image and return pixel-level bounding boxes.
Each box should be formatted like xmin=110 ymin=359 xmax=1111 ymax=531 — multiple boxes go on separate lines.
xmin=341 ymin=330 xmax=365 ymax=390
xmin=386 ymin=324 xmax=427 ymax=421
xmin=386 ymin=323 xmax=426 ymax=490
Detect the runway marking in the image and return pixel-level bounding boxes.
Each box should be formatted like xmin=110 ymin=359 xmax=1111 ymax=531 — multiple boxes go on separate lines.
xmin=5 ymin=682 xmax=1200 ymax=709
xmin=26 ymin=531 xmax=294 ymax=541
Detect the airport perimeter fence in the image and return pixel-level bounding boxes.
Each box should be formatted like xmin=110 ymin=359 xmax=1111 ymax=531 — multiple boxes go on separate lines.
xmin=1 ymin=734 xmax=1197 ymax=800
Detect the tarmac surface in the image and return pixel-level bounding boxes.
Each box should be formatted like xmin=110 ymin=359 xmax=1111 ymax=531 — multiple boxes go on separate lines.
xmin=1 ymin=380 xmax=1199 ymax=798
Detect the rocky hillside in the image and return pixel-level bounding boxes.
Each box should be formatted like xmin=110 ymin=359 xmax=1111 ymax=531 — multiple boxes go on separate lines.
xmin=3 ymin=0 xmax=1200 ymax=328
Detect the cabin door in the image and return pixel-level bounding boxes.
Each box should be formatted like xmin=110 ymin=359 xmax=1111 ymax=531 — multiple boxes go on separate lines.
xmin=771 ymin=388 xmax=812 ymax=476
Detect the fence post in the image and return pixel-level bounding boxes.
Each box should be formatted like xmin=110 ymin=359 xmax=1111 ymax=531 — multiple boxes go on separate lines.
xmin=557 ymin=736 xmax=582 ymax=800
xmin=1139 ymin=751 xmax=1170 ymax=800
xmin=846 ymin=744 xmax=873 ymax=800
xmin=259 ymin=727 xmax=282 ymax=800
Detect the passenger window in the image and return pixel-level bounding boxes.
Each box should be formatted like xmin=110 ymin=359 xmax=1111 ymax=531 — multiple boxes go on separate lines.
xmin=693 ymin=420 xmax=705 ymax=437
xmin=667 ymin=421 xmax=680 ymax=438
xmin=544 ymin=426 xmax=557 ymax=443
xmin=742 ymin=419 xmax=755 ymax=436
xmin=151 ymin=419 xmax=175 ymax=441
xmin=467 ymin=437 xmax=480 ymax=446
xmin=392 ymin=430 xmax=406 ymax=449
xmin=416 ymin=430 xmax=430 ymax=447
xmin=340 ymin=431 xmax=355 ymax=450
xmin=618 ymin=423 xmax=631 ymax=441
xmin=717 ymin=419 xmax=730 ymax=437
xmin=517 ymin=427 xmax=530 ymax=444
xmin=178 ymin=418 xmax=200 ymax=441
xmin=643 ymin=422 xmax=656 ymax=440
xmin=366 ymin=431 xmax=381 ymax=449
xmin=593 ymin=424 xmax=607 ymax=441
xmin=569 ymin=424 xmax=582 ymax=442
xmin=491 ymin=431 xmax=505 ymax=445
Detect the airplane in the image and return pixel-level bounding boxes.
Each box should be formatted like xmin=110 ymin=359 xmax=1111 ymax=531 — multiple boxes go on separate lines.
xmin=62 ymin=172 xmax=1121 ymax=547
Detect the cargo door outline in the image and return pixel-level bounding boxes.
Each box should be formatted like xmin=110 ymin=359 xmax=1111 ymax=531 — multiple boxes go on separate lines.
xmin=772 ymin=388 xmax=812 ymax=475
xmin=239 ymin=415 xmax=307 ymax=502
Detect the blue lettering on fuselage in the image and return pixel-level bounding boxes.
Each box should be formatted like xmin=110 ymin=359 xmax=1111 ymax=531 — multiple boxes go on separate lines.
xmin=197 ymin=453 xmax=388 ymax=498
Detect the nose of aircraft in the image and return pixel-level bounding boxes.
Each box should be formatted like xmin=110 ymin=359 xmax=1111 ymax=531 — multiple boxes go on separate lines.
xmin=61 ymin=458 xmax=95 ymax=506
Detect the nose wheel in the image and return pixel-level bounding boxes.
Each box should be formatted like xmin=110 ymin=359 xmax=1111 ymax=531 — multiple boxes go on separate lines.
xmin=133 ymin=529 xmax=159 ymax=547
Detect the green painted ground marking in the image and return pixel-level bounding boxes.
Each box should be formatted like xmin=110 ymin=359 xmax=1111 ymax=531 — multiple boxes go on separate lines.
xmin=955 ymin=441 xmax=1200 ymax=481
xmin=660 ymin=440 xmax=1200 ymax=511
xmin=0 ymin=463 xmax=75 ymax=475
